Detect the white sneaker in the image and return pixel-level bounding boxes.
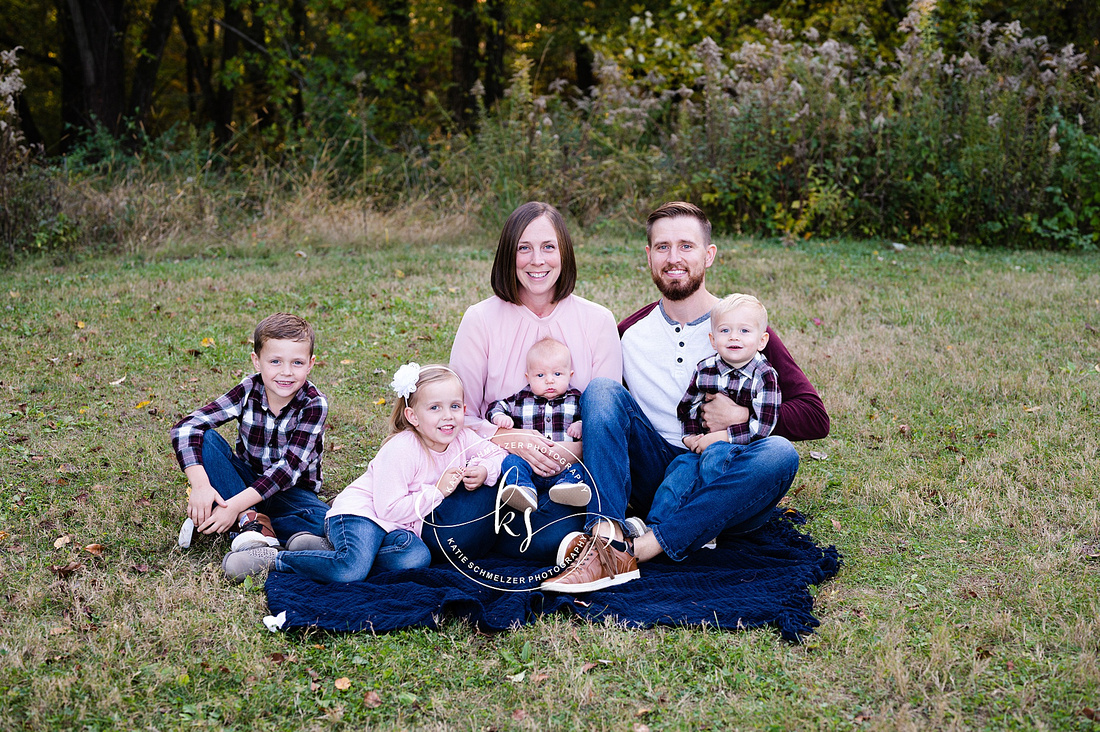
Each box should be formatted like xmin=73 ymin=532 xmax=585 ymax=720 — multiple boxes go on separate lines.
xmin=623 ymin=517 xmax=647 ymax=538
xmin=548 ymin=482 xmax=591 ymax=507
xmin=178 ymin=517 xmax=196 ymax=549
xmin=498 ymin=484 xmax=537 ymax=512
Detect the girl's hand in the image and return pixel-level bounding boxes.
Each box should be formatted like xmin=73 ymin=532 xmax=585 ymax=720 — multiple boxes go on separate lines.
xmin=436 ymin=468 xmax=464 ymax=497
xmin=461 ymin=464 xmax=488 ymax=489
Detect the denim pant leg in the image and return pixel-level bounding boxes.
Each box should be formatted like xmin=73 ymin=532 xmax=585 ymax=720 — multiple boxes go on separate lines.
xmin=422 ymin=485 xmax=499 ymax=563
xmin=200 ymin=430 xmax=255 ymax=502
xmin=261 ymin=487 xmax=329 ymax=543
xmin=273 ymin=514 xmax=385 ymax=583
xmin=371 ymin=529 xmax=432 ymax=574
xmin=500 ymin=454 xmax=537 ymax=492
xmin=554 ymin=462 xmax=588 ymax=486
xmin=646 ymin=452 xmax=702 ymax=527
xmin=580 ymin=378 xmax=683 ymax=532
xmin=649 ymin=436 xmax=800 ymax=561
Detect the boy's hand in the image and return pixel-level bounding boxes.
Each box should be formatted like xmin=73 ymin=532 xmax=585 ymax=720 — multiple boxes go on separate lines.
xmin=491 ymin=413 xmax=515 ymax=429
xmin=688 ymin=431 xmax=728 ymax=454
xmin=566 ymin=420 xmax=583 ymax=440
xmin=682 ymin=434 xmax=702 ymax=452
xmin=436 ymin=468 xmax=464 ymax=497
xmin=202 ymin=503 xmax=243 ymax=535
xmin=185 ymin=472 xmax=227 ymax=530
xmin=461 ymin=464 xmax=488 ymax=489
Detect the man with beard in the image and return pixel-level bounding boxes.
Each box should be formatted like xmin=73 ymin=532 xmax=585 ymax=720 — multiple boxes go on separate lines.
xmin=540 ymin=202 xmax=829 ymax=593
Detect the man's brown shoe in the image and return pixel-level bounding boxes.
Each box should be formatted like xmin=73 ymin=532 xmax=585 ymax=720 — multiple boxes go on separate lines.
xmin=541 ymin=534 xmax=639 ymax=593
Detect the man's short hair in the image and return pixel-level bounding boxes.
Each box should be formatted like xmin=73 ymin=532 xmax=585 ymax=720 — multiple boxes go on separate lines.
xmin=712 ymin=293 xmax=768 ymax=331
xmin=646 ymin=201 xmax=712 ymax=248
xmin=490 ymin=201 xmax=577 ymax=305
xmin=526 ymin=337 xmax=572 ymax=368
xmin=253 ymin=313 xmax=315 ymax=355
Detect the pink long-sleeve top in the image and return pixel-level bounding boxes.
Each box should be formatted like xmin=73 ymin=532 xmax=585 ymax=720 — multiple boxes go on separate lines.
xmin=449 ymin=294 xmax=623 ymax=438
xmin=327 ymin=429 xmax=505 ymax=535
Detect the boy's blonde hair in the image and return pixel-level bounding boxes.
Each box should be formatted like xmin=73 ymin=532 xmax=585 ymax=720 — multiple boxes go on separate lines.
xmin=254 ymin=313 xmax=315 ymax=355
xmin=387 ymin=365 xmax=464 ymax=447
xmin=711 ymin=293 xmax=768 ymax=331
xmin=526 ymin=337 xmax=572 ymax=368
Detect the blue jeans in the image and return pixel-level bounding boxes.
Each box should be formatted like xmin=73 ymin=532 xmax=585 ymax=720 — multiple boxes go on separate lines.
xmin=200 ymin=430 xmax=328 ymax=542
xmin=419 ymin=478 xmax=585 ymax=564
xmin=580 ymin=378 xmax=800 ymax=561
xmin=273 ymin=513 xmax=430 ymax=583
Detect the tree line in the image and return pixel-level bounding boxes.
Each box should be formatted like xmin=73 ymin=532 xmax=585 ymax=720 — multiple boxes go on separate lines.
xmin=2 ymin=0 xmax=1098 ymax=155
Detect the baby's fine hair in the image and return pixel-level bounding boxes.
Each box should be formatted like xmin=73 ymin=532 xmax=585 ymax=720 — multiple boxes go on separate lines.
xmin=253 ymin=313 xmax=315 ymax=355
xmin=712 ymin=293 xmax=768 ymax=331
xmin=526 ymin=337 xmax=572 ymax=368
xmin=388 ymin=365 xmax=464 ymax=438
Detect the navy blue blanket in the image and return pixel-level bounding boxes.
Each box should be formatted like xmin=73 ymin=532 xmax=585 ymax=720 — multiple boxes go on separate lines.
xmin=264 ymin=511 xmax=840 ymax=642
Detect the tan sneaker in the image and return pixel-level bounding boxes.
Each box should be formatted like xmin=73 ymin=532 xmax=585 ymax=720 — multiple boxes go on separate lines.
xmin=231 ymin=510 xmax=280 ymax=551
xmin=498 ymin=484 xmax=537 ymax=512
xmin=547 ymin=482 xmax=591 ymax=506
xmin=554 ymin=531 xmax=588 ymax=567
xmin=541 ymin=534 xmax=639 ymax=593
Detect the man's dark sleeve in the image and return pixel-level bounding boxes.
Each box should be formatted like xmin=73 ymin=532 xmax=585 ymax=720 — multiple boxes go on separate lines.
xmin=763 ymin=327 xmax=829 ymax=441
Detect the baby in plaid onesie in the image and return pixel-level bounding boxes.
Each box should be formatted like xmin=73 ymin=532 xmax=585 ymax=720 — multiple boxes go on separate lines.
xmin=487 ymin=337 xmax=591 ymax=512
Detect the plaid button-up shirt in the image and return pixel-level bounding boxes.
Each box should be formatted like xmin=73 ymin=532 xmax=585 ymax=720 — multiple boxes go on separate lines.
xmin=486 ymin=386 xmax=582 ymax=442
xmin=171 ymin=373 xmax=326 ymax=501
xmin=676 ymin=352 xmax=781 ymax=444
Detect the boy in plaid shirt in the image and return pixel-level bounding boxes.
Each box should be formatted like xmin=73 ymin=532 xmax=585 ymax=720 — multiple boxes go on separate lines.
xmin=639 ymin=294 xmax=781 ymax=537
xmin=487 ymin=338 xmax=591 ymax=512
xmin=171 ymin=313 xmax=330 ymax=553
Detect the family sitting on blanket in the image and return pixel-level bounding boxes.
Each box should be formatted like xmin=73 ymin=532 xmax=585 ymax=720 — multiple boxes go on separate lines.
xmin=171 ymin=200 xmax=828 ymax=591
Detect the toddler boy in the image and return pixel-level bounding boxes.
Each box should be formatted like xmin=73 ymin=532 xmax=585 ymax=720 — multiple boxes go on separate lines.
xmin=171 ymin=312 xmax=330 ymax=552
xmin=486 ymin=337 xmax=591 ymax=512
xmin=636 ymin=294 xmax=781 ymax=542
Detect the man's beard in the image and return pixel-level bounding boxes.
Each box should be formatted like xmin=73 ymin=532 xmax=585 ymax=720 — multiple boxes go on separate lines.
xmin=651 ymin=266 xmax=705 ymax=301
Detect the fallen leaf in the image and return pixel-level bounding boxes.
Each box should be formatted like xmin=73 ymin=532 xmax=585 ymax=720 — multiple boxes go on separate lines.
xmin=633 ymin=725 xmax=651 ymax=732
xmin=395 ymin=269 xmax=405 ymax=278
xmin=374 ymin=398 xmax=386 ymax=406
xmin=134 ymin=400 xmax=151 ymax=409
xmin=512 ymin=710 xmax=528 ymax=721
xmin=898 ymin=424 xmax=910 ymax=434
xmin=270 ymin=652 xmax=287 ymax=664
xmin=1081 ymin=707 xmax=1096 ymax=721
xmin=506 ymin=671 xmax=526 ymax=683
xmin=334 ymin=677 xmax=351 ymax=690
xmin=363 ymin=691 xmax=382 ymax=708
xmin=809 ymin=451 xmax=828 ymax=461
xmin=130 ymin=564 xmax=149 ymax=573
xmin=83 ymin=544 xmax=105 ymax=556
xmin=201 ymin=337 xmax=216 ymax=348
xmin=109 ymin=376 xmax=126 ymax=386
xmin=831 ymin=518 xmax=842 ymax=531
xmin=76 ymin=321 xmax=86 ymax=329
xmin=580 ymin=662 xmax=599 ymax=674
xmin=310 ymin=681 xmax=320 ymax=691
xmin=57 ymin=464 xmax=78 ymax=474
xmin=54 ymin=535 xmax=71 ymax=548
xmin=50 ymin=626 xmax=69 ymax=635
xmin=295 ymin=250 xmax=308 ymax=258
xmin=50 ymin=561 xmax=83 ymax=578
xmin=306 ymin=668 xmax=320 ymax=680
xmin=530 ymin=673 xmax=548 ymax=684
xmin=340 ymin=359 xmax=353 ymax=365
xmin=0 ymin=531 xmax=8 ymax=543
xmin=635 ymin=707 xmax=653 ymax=717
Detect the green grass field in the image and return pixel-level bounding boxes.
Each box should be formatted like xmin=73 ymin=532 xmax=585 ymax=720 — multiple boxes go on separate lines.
xmin=1 ymin=232 xmax=1098 ymax=730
